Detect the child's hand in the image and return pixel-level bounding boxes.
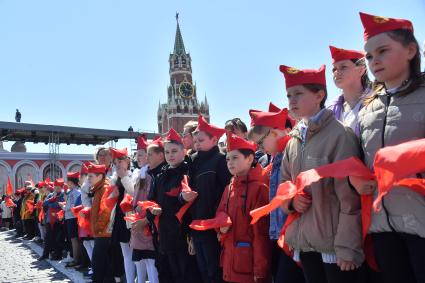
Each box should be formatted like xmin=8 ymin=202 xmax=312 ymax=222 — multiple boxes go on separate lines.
xmin=150 ymin=207 xmax=162 ymax=216
xmin=293 ymin=194 xmax=312 ymax=213
xmin=337 ymin=258 xmax=357 ymax=271
xmin=349 ymin=176 xmax=377 ymax=195
xmin=181 ymin=191 xmax=198 ymax=202
xmin=219 ymin=226 xmax=230 ymax=234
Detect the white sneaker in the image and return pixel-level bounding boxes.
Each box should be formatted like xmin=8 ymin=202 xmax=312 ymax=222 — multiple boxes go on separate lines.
xmin=31 ymin=236 xmax=40 ymax=242
xmin=62 ymin=253 xmax=73 ymax=264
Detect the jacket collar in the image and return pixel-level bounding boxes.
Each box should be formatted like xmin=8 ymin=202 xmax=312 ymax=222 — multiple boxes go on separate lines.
xmin=148 ymin=161 xmax=167 ymax=177
xmin=196 ymin=145 xmax=220 ymax=160
xmin=290 ymin=108 xmax=335 ymax=141
xmin=231 ymin=163 xmax=263 ymax=187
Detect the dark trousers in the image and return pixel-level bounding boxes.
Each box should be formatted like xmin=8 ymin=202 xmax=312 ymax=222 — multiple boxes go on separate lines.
xmin=300 ymin=252 xmax=359 ymax=283
xmin=271 ymin=242 xmax=305 ymax=283
xmin=372 ymin=232 xmax=425 ymax=283
xmin=23 ymin=219 xmax=35 ymax=238
xmin=43 ymin=222 xmax=65 ymax=257
xmin=167 ymin=250 xmax=190 ymax=283
xmin=193 ymin=233 xmax=222 ymax=283
xmin=92 ymin=237 xmax=114 ymax=283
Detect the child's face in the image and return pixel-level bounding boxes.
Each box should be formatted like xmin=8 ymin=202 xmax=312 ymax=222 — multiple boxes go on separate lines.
xmin=365 ymin=32 xmax=416 ymax=87
xmin=97 ymin=149 xmax=112 ymax=166
xmin=66 ymin=181 xmax=75 ymax=189
xmin=332 ymin=60 xmax=365 ymax=90
xmin=182 ymin=132 xmax=194 ymax=150
xmin=287 ymin=85 xmax=323 ymax=120
xmin=114 ymin=158 xmax=129 ymax=171
xmin=136 ymin=150 xmax=148 ymax=167
xmin=226 ymin=150 xmax=253 ymax=176
xmin=164 ymin=143 xmax=185 ymax=167
xmin=147 ymin=147 xmax=165 ymax=169
xmin=193 ymin=131 xmax=217 ymax=152
xmin=250 ymin=130 xmax=275 ymax=155
xmin=88 ymin=173 xmax=103 ymax=187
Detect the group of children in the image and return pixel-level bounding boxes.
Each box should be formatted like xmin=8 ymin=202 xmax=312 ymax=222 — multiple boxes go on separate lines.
xmin=2 ymin=11 xmax=425 ymax=283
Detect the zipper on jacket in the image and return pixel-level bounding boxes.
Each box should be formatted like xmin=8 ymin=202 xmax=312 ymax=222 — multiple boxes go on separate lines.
xmin=381 ymin=93 xmax=397 ymax=232
xmin=381 ymin=94 xmax=391 ymax=147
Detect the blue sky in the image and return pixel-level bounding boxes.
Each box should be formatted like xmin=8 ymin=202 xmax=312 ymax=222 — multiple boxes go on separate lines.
xmin=1 ymin=0 xmax=424 ymax=154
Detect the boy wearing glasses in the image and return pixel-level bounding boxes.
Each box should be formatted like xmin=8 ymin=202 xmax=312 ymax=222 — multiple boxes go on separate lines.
xmin=248 ymin=107 xmax=304 ymax=283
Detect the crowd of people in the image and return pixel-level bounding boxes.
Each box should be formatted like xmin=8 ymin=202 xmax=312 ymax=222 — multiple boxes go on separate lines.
xmin=1 ymin=11 xmax=425 ymax=283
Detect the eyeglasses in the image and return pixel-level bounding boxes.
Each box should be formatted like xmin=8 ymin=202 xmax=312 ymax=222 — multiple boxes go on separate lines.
xmin=257 ymin=130 xmax=270 ymax=147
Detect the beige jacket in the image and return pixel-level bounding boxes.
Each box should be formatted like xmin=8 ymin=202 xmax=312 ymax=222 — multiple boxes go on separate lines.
xmin=358 ymin=79 xmax=425 ymax=237
xmin=281 ymin=109 xmax=364 ymax=266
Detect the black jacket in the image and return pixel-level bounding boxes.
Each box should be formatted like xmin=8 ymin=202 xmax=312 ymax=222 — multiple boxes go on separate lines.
xmin=188 ymin=146 xmax=231 ymax=236
xmin=149 ymin=162 xmax=189 ymax=252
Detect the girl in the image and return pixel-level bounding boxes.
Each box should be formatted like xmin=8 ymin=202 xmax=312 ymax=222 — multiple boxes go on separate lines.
xmin=328 ymin=45 xmax=371 ymax=135
xmin=216 ymin=132 xmax=271 ymax=283
xmin=351 ymin=12 xmax=425 ymax=283
xmin=279 ymin=64 xmax=363 ymax=283
xmin=109 ymin=147 xmax=136 ymax=283
xmin=149 ymin=128 xmax=192 ymax=283
xmin=130 ymin=135 xmax=159 ymax=283
xmin=248 ymin=107 xmax=303 ymax=283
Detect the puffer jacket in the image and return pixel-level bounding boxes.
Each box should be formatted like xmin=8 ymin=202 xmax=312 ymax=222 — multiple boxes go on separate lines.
xmin=281 ymin=109 xmax=364 ymax=266
xmin=358 ymin=78 xmax=425 ymax=237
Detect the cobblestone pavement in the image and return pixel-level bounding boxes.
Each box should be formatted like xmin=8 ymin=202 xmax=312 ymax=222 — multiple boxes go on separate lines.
xmin=0 ymin=230 xmax=83 ymax=283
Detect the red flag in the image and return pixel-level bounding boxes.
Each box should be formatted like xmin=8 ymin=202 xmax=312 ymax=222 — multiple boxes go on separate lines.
xmin=5 ymin=196 xmax=15 ymax=208
xmin=250 ymin=157 xmax=374 ymax=224
xmin=189 ymin=212 xmax=232 ymax=231
xmin=77 ymin=207 xmax=92 ymax=232
xmin=71 ymin=205 xmax=83 ymax=218
xmin=176 ymin=175 xmax=197 ymax=223
xmin=373 ymin=138 xmax=425 ymax=211
xmin=100 ymin=185 xmax=119 ymax=211
xmin=6 ymin=177 xmax=13 ymax=196
xmin=120 ymin=194 xmax=134 ymax=213
xmin=57 ymin=210 xmax=64 ymax=221
xmin=26 ymin=200 xmax=35 ymax=214
xmin=165 ymin=186 xmax=181 ymax=197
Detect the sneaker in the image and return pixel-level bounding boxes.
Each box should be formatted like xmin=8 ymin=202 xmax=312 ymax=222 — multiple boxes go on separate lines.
xmin=31 ymin=236 xmax=40 ymax=242
xmin=83 ymin=268 xmax=93 ymax=278
xmin=65 ymin=261 xmax=80 ymax=268
xmin=37 ymin=254 xmax=49 ymax=261
xmin=62 ymin=253 xmax=73 ymax=264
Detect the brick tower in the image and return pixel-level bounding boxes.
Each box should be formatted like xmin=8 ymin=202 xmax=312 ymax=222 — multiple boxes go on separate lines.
xmin=157 ymin=14 xmax=210 ymax=134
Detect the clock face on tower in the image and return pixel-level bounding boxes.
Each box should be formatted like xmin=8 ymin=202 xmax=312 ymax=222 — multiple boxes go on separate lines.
xmin=178 ymin=82 xmax=194 ymax=99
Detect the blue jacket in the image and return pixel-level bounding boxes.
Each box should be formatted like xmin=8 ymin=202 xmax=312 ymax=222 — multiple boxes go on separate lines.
xmin=43 ymin=192 xmax=64 ymax=223
xmin=269 ymin=152 xmax=288 ymax=240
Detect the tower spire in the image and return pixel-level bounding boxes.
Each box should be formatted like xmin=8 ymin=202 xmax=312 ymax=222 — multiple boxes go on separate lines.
xmin=173 ymin=13 xmax=186 ymax=55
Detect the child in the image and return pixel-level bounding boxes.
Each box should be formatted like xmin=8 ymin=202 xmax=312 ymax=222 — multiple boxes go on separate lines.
xmin=79 ymin=163 xmax=95 ymax=278
xmin=129 ymin=135 xmax=158 ymax=283
xmin=351 ymin=12 xmax=425 ymax=283
xmin=279 ymin=64 xmax=363 ymax=283
xmin=109 ymin=147 xmax=136 ymax=283
xmin=87 ymin=162 xmax=115 ymax=283
xmin=42 ymin=179 xmax=65 ymax=261
xmin=145 ymin=137 xmax=173 ymax=283
xmin=248 ymin=107 xmax=304 ymax=283
xmin=149 ymin=128 xmax=192 ymax=283
xmin=216 ymin=132 xmax=271 ymax=283
xmin=62 ymin=172 xmax=82 ymax=268
xmin=328 ymin=46 xmax=371 ymax=135
xmin=183 ymin=114 xmax=232 ymax=283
